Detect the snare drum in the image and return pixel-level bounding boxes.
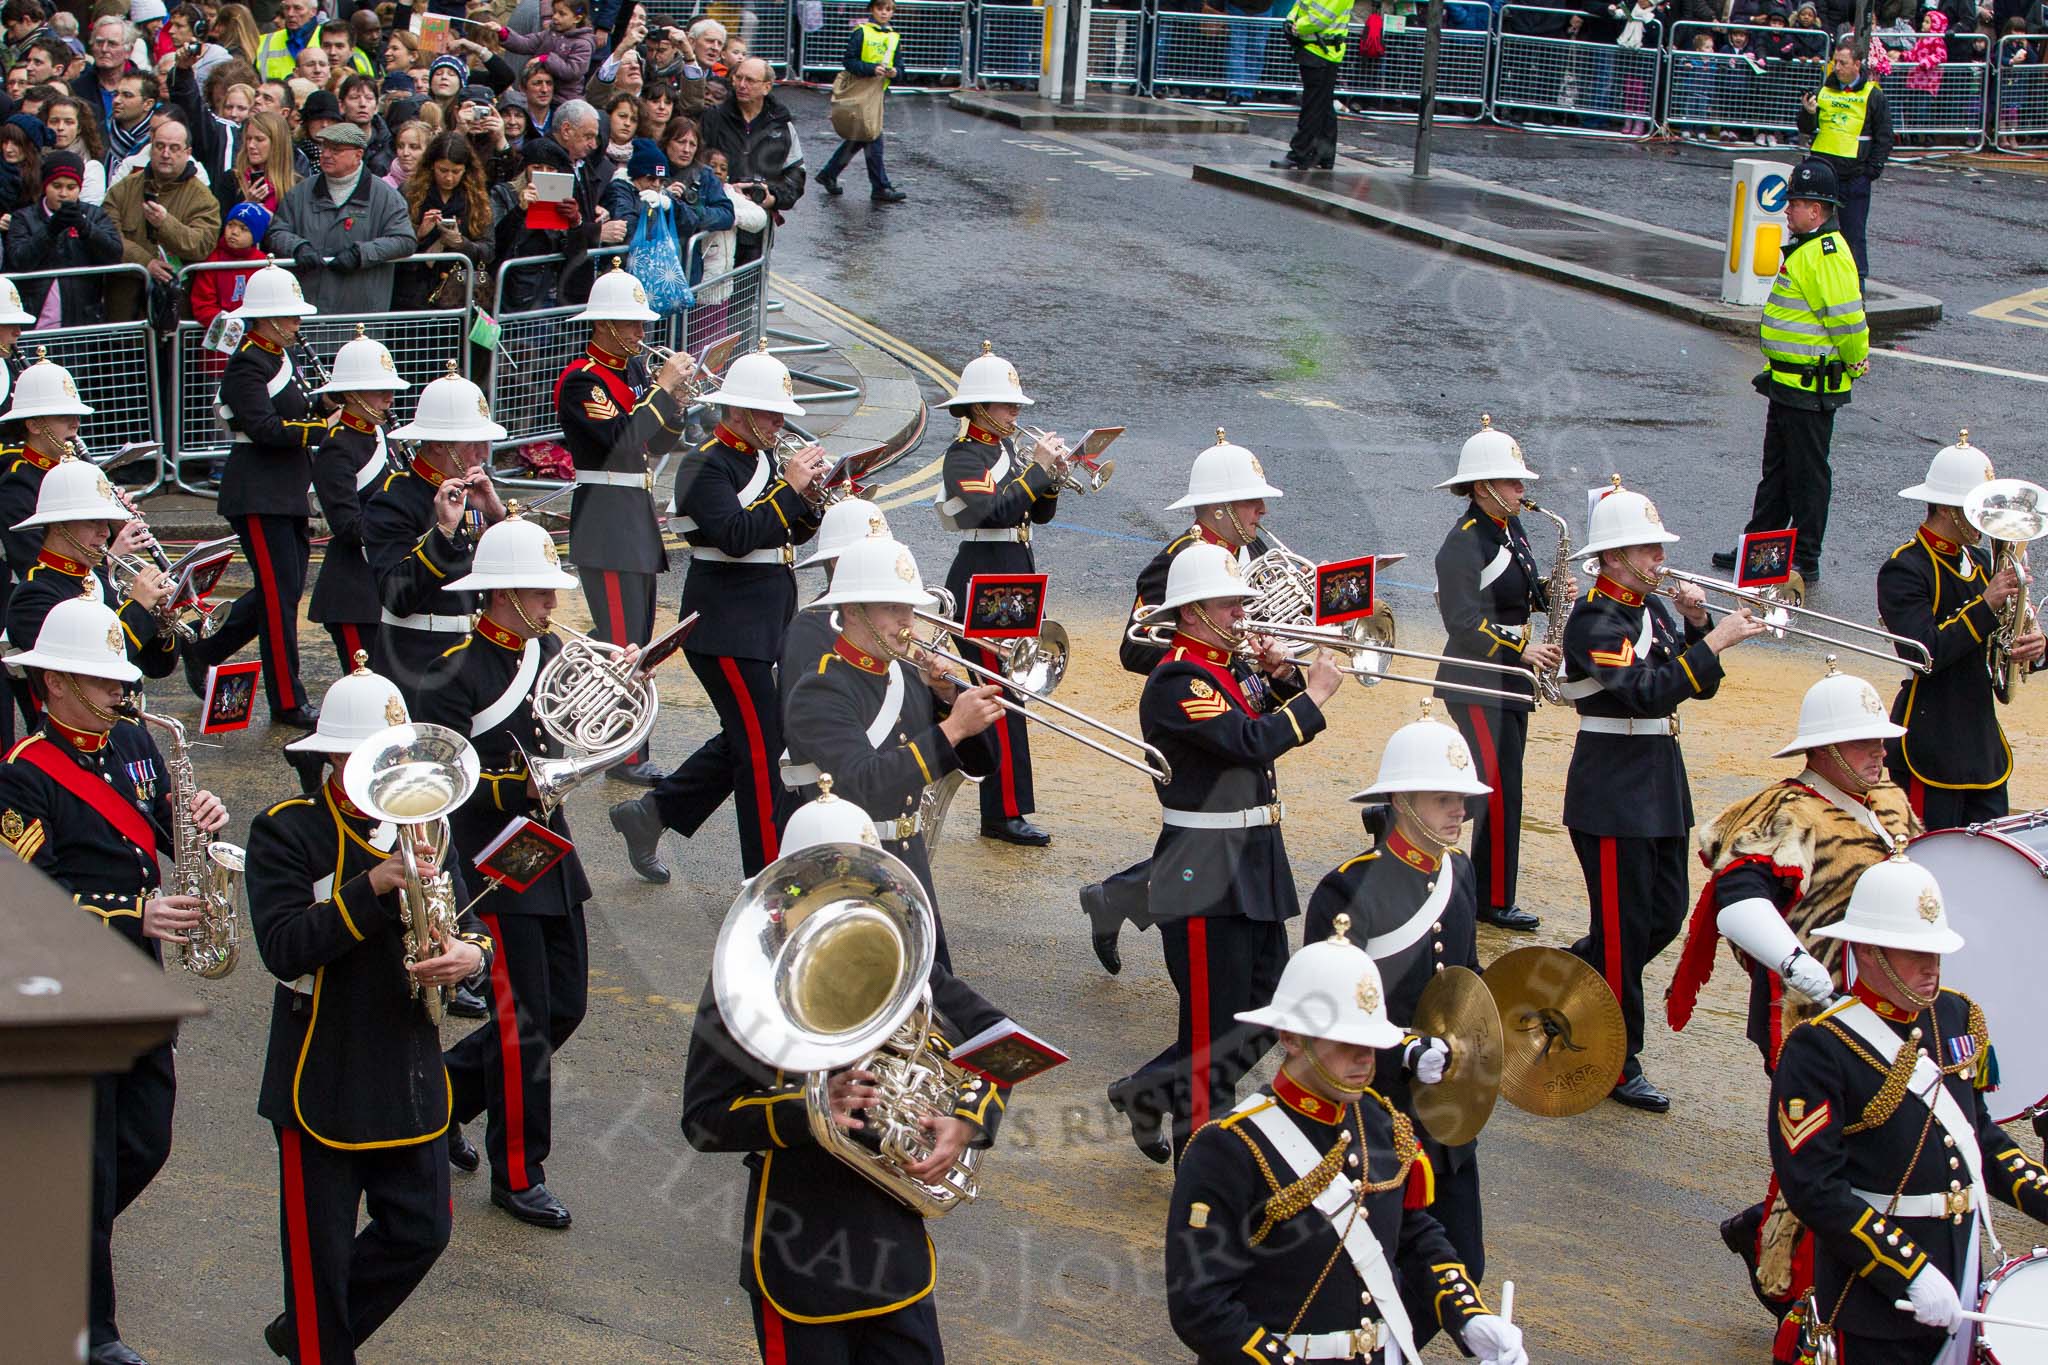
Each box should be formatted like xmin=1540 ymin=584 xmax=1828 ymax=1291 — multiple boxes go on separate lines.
xmin=1910 ymin=812 xmax=2048 ymax=1126
xmin=1979 ymin=1250 xmax=2048 ymax=1363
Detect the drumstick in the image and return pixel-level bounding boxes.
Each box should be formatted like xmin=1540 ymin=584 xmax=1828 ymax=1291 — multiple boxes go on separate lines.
xmin=1499 ymin=1281 xmax=1515 ymax=1326
xmin=1892 ymin=1300 xmax=2048 ymax=1334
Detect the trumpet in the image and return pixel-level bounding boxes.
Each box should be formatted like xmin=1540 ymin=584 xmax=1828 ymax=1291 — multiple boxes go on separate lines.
xmin=890 ymin=628 xmax=1172 ymax=785
xmin=1018 ymin=425 xmax=1114 ymax=496
xmin=103 ymin=548 xmax=195 ymax=644
xmin=1649 ymin=568 xmax=1933 ymax=672
xmin=777 ymin=431 xmax=855 ymax=508
xmin=1238 ymin=616 xmax=1541 ymax=704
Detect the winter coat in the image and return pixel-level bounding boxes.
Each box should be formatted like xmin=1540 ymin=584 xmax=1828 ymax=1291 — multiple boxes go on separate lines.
xmin=266 ymin=170 xmax=418 ymax=314
xmin=490 ymin=172 xmax=566 ymax=313
xmin=4 ymin=198 xmax=125 ymax=324
xmin=696 ymin=184 xmax=764 ymax=305
xmin=500 ymin=24 xmax=597 ymax=102
xmin=102 ymin=159 xmax=223 ymax=321
xmin=187 ymin=237 xmax=266 ymax=327
xmin=393 ymin=186 xmax=494 ymax=310
xmin=1907 ymin=15 xmax=1949 ymax=92
xmin=698 ymin=94 xmax=805 ymax=230
xmin=659 ymin=164 xmax=735 ymax=281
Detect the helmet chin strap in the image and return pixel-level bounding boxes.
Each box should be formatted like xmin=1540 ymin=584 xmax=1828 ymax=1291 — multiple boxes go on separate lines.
xmin=1613 ymin=549 xmax=1662 ymax=594
xmin=1189 ymin=601 xmax=1242 ymax=651
xmin=1869 ymin=944 xmax=1937 ymax=1011
xmin=1476 ymin=481 xmax=1518 ymax=522
xmin=1817 ymin=743 xmax=1873 ymax=796
xmin=1290 ymin=1042 xmax=1367 ymax=1098
xmin=972 ymin=403 xmax=1017 ymax=439
xmin=505 ymin=591 xmax=548 ymax=637
xmin=59 ymin=673 xmax=119 ymax=729
xmin=1222 ymin=503 xmax=1257 ymax=548
xmin=1391 ymin=794 xmax=1457 ymax=853
xmin=52 ymin=525 xmax=103 ymax=566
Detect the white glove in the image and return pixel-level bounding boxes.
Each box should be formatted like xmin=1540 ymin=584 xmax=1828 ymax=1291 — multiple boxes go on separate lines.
xmin=1905 ymin=1264 xmax=1963 ymax=1330
xmin=1778 ymin=947 xmax=1838 ymax=1005
xmin=1463 ymin=1314 xmax=1529 ymax=1365
xmin=1404 ymin=1035 xmax=1452 ymax=1086
xmin=1718 ymin=896 xmax=1804 ymax=970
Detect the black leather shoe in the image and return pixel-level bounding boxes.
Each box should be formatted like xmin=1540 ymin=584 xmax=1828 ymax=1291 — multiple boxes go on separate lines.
xmin=448 ymin=1125 xmax=479 ymax=1173
xmin=271 ymin=705 xmax=320 ymax=730
xmin=1311 ymin=160 xmax=1334 ymax=169
xmin=1610 ymin=1072 xmax=1671 ymax=1113
xmin=1079 ymin=884 xmax=1121 ymax=975
xmin=446 ymin=981 xmax=488 ymax=1018
xmin=607 ymin=759 xmax=663 ymax=787
xmin=180 ymin=642 xmax=208 ymax=699
xmin=981 ymin=817 xmax=1051 ymax=847
xmin=492 ymin=1181 xmax=571 ymax=1229
xmin=609 ymin=795 xmax=671 ymax=884
xmin=1107 ymin=1076 xmax=1171 ymax=1165
xmin=872 ymin=186 xmax=907 ymax=203
xmin=818 ymin=169 xmax=842 ymax=196
xmin=1796 ymin=563 xmax=1821 ymax=584
xmin=1269 ymin=157 xmax=1307 ymax=169
xmin=89 ymin=1343 xmax=148 ymax=1365
xmin=263 ymin=1312 xmax=288 ymax=1357
xmin=1478 ymin=904 xmax=1542 ymax=932
xmin=1710 ymin=550 xmax=1737 ymax=570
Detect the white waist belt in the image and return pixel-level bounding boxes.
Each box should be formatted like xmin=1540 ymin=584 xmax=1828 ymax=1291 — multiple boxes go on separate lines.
xmin=877 ymin=812 xmax=923 ymax=841
xmin=1854 ymin=1186 xmax=1974 ymax=1219
xmin=1284 ymin=1324 xmax=1380 ymax=1359
xmin=574 ymin=469 xmax=654 ymax=490
xmin=381 ymin=608 xmax=471 ymax=633
xmin=960 ymin=527 xmax=1030 ymax=543
xmin=1578 ymin=715 xmax=1677 ymax=737
xmin=1161 ymin=802 xmax=1285 ymax=830
xmin=683 ymin=543 xmax=794 ymax=565
xmin=283 ymin=974 xmax=313 ymax=997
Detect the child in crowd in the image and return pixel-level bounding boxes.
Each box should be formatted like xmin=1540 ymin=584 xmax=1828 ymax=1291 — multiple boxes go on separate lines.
xmin=189 ymin=201 xmax=272 ymax=330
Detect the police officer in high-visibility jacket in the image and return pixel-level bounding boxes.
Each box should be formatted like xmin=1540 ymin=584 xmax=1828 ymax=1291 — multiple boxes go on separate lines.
xmin=1272 ymin=0 xmax=1354 ymax=171
xmin=1715 ymin=158 xmax=1868 ymax=587
xmin=1795 ymin=39 xmax=1893 ymax=282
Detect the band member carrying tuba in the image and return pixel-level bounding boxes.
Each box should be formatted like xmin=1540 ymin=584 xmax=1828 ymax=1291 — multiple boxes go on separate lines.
xmin=1166 ymin=922 xmax=1527 ymax=1365
xmin=417 ymin=516 xmax=596 ymax=1232
xmin=0 ymin=598 xmax=230 ymax=1365
xmin=246 ymin=660 xmax=491 ymax=1365
xmin=1431 ymin=415 xmax=1562 ymax=933
xmin=308 ymin=326 xmax=409 ymax=673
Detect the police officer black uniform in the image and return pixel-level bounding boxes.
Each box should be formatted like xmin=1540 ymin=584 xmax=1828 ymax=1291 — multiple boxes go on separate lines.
xmin=935 ymin=343 xmax=1061 ymax=846
xmin=194 ymin=266 xmax=329 ymax=727
xmin=248 ymin=662 xmax=490 ymax=1365
xmin=1877 ymin=435 xmax=2046 ymax=831
xmin=1432 ymin=417 xmax=1560 ymax=933
xmin=611 ymin=345 xmax=825 ymax=884
xmin=1117 ymin=543 xmax=1339 ymax=1161
xmin=1769 ymin=857 xmax=2048 ymax=1365
xmin=1167 ymin=925 xmax=1526 ymax=1365
xmin=415 ymin=518 xmax=593 ymax=1232
xmin=307 ymin=328 xmax=407 ymax=672
xmin=0 ymin=598 xmax=230 ymax=1365
xmin=1561 ymin=481 xmax=1762 ymax=1113
xmin=556 ymin=265 xmax=696 ymax=782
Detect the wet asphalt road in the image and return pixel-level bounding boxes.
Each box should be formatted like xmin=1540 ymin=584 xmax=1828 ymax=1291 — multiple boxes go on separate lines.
xmin=114 ymin=92 xmax=2048 ymax=1364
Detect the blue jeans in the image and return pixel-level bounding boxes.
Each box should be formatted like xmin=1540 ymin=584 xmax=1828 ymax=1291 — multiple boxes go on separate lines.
xmin=1224 ymin=11 xmax=1272 ymax=97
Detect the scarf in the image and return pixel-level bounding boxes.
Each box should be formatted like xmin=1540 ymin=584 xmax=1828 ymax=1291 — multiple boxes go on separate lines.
xmin=108 ymin=106 xmax=154 ymax=168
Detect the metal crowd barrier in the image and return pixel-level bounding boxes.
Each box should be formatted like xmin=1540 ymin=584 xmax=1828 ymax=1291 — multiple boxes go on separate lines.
xmin=1150 ymin=11 xmax=1298 ymax=100
xmin=1088 ymin=2 xmax=1146 ymax=89
xmin=1664 ymin=21 xmax=1825 ymax=142
xmin=6 ymin=265 xmax=163 ymax=489
xmin=647 ymin=0 xmax=794 ymax=70
xmin=1881 ymin=57 xmax=1990 ymax=151
xmin=1994 ymin=34 xmax=2048 ymax=150
xmin=1490 ymin=6 xmax=1662 ymax=137
xmin=974 ymin=1 xmax=1045 ymax=82
xmin=800 ymin=0 xmax=969 ymax=79
xmin=1335 ymin=20 xmax=1490 ymax=118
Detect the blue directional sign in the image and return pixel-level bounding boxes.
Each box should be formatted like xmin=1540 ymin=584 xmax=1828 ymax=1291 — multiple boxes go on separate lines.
xmin=1758 ymin=174 xmax=1789 ymax=214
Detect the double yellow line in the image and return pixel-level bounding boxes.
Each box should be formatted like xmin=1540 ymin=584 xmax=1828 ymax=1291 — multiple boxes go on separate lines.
xmin=769 ymin=274 xmax=959 ymax=510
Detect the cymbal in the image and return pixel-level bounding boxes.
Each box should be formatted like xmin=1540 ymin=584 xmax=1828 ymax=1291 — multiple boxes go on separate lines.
xmin=1485 ymin=946 xmax=1627 ymax=1118
xmin=1410 ymin=966 xmax=1503 ymax=1146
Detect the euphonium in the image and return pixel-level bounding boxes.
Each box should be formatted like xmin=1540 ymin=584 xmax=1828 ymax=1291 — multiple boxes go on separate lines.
xmin=1965 ymin=478 xmax=2048 ymax=700
xmin=519 ymin=622 xmax=662 ymax=813
xmin=132 ymin=707 xmax=245 ymax=978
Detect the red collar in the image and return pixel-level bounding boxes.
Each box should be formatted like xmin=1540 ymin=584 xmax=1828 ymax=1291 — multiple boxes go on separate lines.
xmin=247 ymin=330 xmax=283 ymax=355
xmin=1919 ymin=525 xmax=1962 ymax=558
xmin=1852 ymin=977 xmax=1922 ymax=1023
xmin=325 ymin=778 xmax=369 ymax=823
xmin=475 ymin=614 xmax=524 ymax=651
xmin=1273 ymin=1068 xmax=1348 ymax=1125
xmin=1592 ymin=574 xmax=1645 ymax=607
xmin=1193 ymin=522 xmax=1244 ymax=550
xmin=963 ymin=422 xmax=1004 ymax=445
xmin=1787 ymin=776 xmax=1871 ymax=810
xmin=713 ymin=424 xmax=757 ymax=455
xmin=410 ymin=454 xmax=449 ymax=487
xmin=1386 ymin=828 xmax=1441 ymax=874
xmin=336 ymin=408 xmax=379 ymax=434
xmin=18 ymin=441 xmax=62 ymax=472
xmin=36 ymin=547 xmax=91 ymax=577
xmin=586 ymin=341 xmax=630 ymax=370
xmin=834 ymin=634 xmax=887 ymax=675
xmin=1168 ymin=631 xmax=1232 ymax=666
xmin=45 ymin=714 xmax=111 ymax=752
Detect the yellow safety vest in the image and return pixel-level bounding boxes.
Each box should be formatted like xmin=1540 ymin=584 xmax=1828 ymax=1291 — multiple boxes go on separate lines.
xmin=252 ymin=29 xmax=300 ymax=79
xmin=857 ymin=21 xmax=900 ymax=85
xmin=1812 ymin=80 xmax=1875 ymax=160
xmin=1759 ymin=229 xmax=1868 ymax=396
xmin=1286 ymin=0 xmax=1355 ymax=64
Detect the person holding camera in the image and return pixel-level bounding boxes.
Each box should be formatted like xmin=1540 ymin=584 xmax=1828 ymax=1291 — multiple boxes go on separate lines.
xmin=103 ymin=113 xmax=218 ymax=322
xmin=697 ymin=56 xmax=802 ymax=266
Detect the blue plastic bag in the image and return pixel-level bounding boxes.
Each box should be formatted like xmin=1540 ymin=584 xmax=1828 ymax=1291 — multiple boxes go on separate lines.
xmin=628 ymin=197 xmax=695 ymax=314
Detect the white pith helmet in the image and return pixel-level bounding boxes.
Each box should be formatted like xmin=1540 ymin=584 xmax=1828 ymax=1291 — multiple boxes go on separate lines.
xmin=1167 ymin=428 xmax=1283 ymax=511
xmin=798 ymin=498 xmax=889 ymax=568
xmin=236 ymin=265 xmax=318 ymax=318
xmin=1578 ymin=476 xmax=1680 ymax=556
xmin=446 ymin=515 xmax=578 ymax=591
xmin=287 ymin=652 xmax=411 ymax=753
xmin=780 ymin=774 xmax=882 ymax=854
xmin=12 ymin=454 xmax=131 ymax=529
xmin=316 ymin=324 xmax=410 ymax=394
xmin=1435 ymin=412 xmax=1539 ymax=488
xmin=1771 ymin=661 xmax=1908 ymax=758
xmin=1136 ymin=541 xmax=1254 ymax=624
xmin=573 ymin=261 xmax=662 ymax=323
xmin=9 ymin=598 xmax=140 ymax=682
xmin=812 ymin=536 xmax=937 ymax=609
xmin=1236 ymin=916 xmax=1406 ymax=1049
xmin=1898 ymin=429 xmax=1995 ymax=507
xmin=942 ymin=340 xmax=1033 ymax=410
xmin=389 ymin=362 xmax=508 ymax=442
xmin=1350 ymin=710 xmax=1492 ymax=800
xmin=3 ymin=349 xmax=93 ymax=420
xmin=1813 ymin=855 xmax=1964 ymax=955
xmin=701 ymin=340 xmax=805 ymax=417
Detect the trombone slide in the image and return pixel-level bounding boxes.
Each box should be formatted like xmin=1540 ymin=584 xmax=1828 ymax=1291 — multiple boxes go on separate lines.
xmin=1656 ymin=568 xmax=1933 ymax=672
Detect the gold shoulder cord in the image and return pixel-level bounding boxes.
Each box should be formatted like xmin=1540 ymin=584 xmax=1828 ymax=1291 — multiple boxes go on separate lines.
xmin=1829 ymin=1003 xmax=1987 ymax=1135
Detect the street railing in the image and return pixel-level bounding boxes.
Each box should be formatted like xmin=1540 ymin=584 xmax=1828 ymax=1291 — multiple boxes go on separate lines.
xmin=644 ymin=0 xmax=793 ymax=70
xmin=1334 ymin=19 xmax=1491 ymax=117
xmin=1880 ymin=55 xmax=1991 ymax=151
xmin=1994 ymin=33 xmax=2048 ymax=150
xmin=975 ymin=1 xmax=1046 ymax=82
xmin=800 ymin=0 xmax=970 ymax=79
xmin=1491 ymin=6 xmax=1662 ymax=137
xmin=6 ymin=265 xmax=163 ymax=489
xmin=1664 ymin=21 xmax=1825 ymax=142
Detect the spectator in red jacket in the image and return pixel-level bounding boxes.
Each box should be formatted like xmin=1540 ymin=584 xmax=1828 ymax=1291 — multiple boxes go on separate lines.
xmin=189 ymin=200 xmax=269 ymax=328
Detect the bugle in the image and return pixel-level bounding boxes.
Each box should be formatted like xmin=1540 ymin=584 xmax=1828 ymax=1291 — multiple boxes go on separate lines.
xmin=1651 ymin=568 xmax=1932 ymax=672
xmin=1240 ymin=616 xmax=1542 ymax=705
xmin=893 ymin=629 xmax=1172 ymax=785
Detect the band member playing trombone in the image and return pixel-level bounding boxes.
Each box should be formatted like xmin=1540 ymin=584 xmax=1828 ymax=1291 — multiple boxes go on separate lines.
xmin=247 ymin=661 xmax=491 ymax=1365
xmin=0 ymin=598 xmax=231 ymax=1365
xmin=777 ymin=496 xmax=890 ymax=753
xmin=781 ymin=535 xmax=1003 ymax=966
xmin=683 ymin=783 xmax=1013 ymax=1365
xmin=1432 ymin=416 xmax=1558 ymax=933
xmin=361 ymin=366 xmax=508 ymax=706
xmin=1166 ymin=924 xmax=1526 ymax=1365
xmin=1116 ymin=543 xmax=1339 ymax=1162
xmin=308 ymin=327 xmax=408 ymax=673
xmin=937 ymin=342 xmax=1062 ymax=848
xmin=1879 ymin=435 xmax=2046 ymax=830
xmin=611 ymin=345 xmax=825 ymax=884
xmin=1083 ymin=432 xmax=1282 ymax=976
xmin=1561 ymin=481 xmax=1764 ymax=1114
xmin=557 ymin=265 xmax=698 ymax=784
xmin=1305 ymin=710 xmax=1495 ymax=1291
xmin=191 ymin=267 xmax=329 ymax=729
xmin=416 ymin=517 xmax=594 ymax=1232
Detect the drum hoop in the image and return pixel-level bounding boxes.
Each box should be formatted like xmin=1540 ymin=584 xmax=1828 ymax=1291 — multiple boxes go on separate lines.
xmin=1979 ymin=1250 xmax=2048 ymax=1364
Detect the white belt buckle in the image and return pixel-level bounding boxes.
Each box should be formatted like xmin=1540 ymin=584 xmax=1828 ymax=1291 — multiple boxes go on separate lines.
xmin=1264 ymin=802 xmax=1285 ymax=827
xmin=1669 ymin=711 xmax=1682 ymax=738
xmin=1351 ymin=1322 xmax=1381 ymax=1357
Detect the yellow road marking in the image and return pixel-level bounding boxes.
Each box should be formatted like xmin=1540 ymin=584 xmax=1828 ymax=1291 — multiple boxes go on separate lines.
xmin=1970 ymin=285 xmax=2048 ymax=330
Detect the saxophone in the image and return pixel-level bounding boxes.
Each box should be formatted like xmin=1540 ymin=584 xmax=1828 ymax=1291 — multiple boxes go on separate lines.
xmin=134 ymin=707 xmax=246 ymax=978
xmin=1523 ymin=499 xmax=1574 ymax=707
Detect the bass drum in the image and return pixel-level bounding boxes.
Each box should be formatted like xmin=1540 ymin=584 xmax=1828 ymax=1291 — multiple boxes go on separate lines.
xmin=1909 ymin=812 xmax=2048 ymax=1126
xmin=1979 ymin=1249 xmax=2048 ymax=1363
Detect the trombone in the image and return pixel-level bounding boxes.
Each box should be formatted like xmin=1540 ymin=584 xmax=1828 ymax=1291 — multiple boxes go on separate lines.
xmin=1650 ymin=568 xmax=1932 ymax=672
xmin=909 ymin=604 xmax=1068 ymax=697
xmin=1242 ymin=616 xmax=1542 ymax=704
xmin=891 ymin=628 xmax=1172 ymax=785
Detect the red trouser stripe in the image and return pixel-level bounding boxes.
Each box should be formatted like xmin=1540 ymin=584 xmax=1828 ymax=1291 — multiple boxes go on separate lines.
xmin=760 ymin=1298 xmax=788 ymax=1364
xmin=336 ymin=623 xmax=363 ymax=672
xmin=482 ymin=913 xmax=529 ymax=1189
xmin=1598 ymin=836 xmax=1624 ymax=1038
xmin=717 ymin=656 xmax=779 ymax=864
xmin=601 ymin=574 xmax=642 ymax=760
xmin=245 ymin=517 xmax=298 ymax=706
xmin=1906 ymin=778 xmax=1925 ymax=821
xmin=279 ymin=1127 xmax=323 ymax=1365
xmin=982 ymin=645 xmax=1022 ymax=818
xmin=1465 ymin=704 xmax=1507 ymax=907
xmin=1188 ymin=916 xmax=1212 ymax=1133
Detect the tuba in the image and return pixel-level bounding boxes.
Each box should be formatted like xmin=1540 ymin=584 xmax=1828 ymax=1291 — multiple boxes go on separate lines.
xmin=713 ymin=838 xmax=982 ymax=1217
xmin=132 ymin=706 xmax=244 ymax=978
xmin=518 ymin=621 xmax=665 ymax=813
xmin=344 ymin=724 xmax=480 ymax=1024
